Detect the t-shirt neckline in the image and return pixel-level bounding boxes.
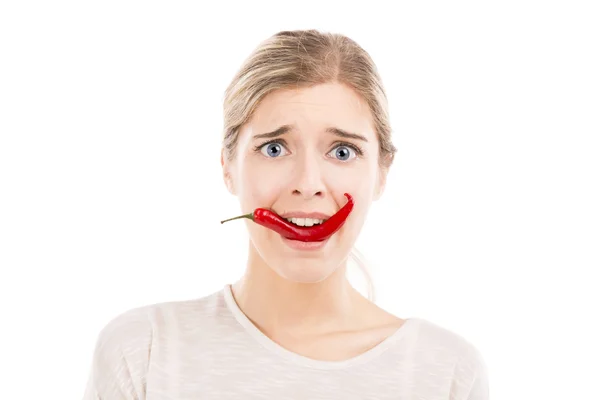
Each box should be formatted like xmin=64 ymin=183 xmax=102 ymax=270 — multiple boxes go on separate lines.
xmin=222 ymin=283 xmax=416 ymax=370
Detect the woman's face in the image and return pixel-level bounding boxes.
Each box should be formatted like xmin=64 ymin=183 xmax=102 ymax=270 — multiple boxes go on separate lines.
xmin=223 ymin=82 xmax=387 ymax=283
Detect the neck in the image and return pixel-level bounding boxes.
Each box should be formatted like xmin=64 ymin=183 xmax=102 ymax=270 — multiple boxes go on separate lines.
xmin=230 ymin=243 xmax=367 ymax=338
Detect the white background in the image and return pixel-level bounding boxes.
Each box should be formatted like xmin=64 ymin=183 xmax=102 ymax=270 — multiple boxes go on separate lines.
xmin=1 ymin=1 xmax=598 ymax=399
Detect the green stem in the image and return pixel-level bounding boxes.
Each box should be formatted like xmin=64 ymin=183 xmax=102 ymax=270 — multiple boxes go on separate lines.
xmin=220 ymin=212 xmax=253 ymax=224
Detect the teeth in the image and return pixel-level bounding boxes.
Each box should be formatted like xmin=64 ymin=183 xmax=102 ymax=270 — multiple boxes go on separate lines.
xmin=285 ymin=217 xmax=325 ymax=226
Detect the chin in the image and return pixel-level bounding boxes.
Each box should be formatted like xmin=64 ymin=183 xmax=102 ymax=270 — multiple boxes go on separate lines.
xmin=272 ymin=258 xmax=340 ymax=283
xmin=250 ymin=229 xmax=353 ymax=284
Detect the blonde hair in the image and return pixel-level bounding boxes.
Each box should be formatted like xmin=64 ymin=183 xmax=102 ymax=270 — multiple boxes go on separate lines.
xmin=222 ymin=29 xmax=397 ymax=302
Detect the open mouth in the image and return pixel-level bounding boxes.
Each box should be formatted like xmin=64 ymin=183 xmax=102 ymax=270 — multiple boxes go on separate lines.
xmin=220 ymin=193 xmax=354 ymax=242
xmin=283 ymin=217 xmax=327 ymax=227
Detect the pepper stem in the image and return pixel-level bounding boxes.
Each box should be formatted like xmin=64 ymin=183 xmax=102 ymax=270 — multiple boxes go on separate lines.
xmin=220 ymin=212 xmax=254 ymax=224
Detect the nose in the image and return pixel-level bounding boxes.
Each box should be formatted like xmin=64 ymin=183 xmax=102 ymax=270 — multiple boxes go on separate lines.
xmin=291 ymin=154 xmax=325 ymax=199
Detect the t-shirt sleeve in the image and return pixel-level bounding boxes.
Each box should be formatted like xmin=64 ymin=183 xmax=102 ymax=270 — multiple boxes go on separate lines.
xmin=465 ymin=367 xmax=489 ymax=400
xmin=462 ymin=344 xmax=489 ymax=400
xmin=82 ymin=306 xmax=153 ymax=400
xmin=448 ymin=340 xmax=489 ymax=400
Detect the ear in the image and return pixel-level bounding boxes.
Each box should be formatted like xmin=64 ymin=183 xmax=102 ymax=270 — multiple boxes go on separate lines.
xmin=374 ymin=166 xmax=388 ymax=201
xmin=221 ymin=149 xmax=236 ymax=195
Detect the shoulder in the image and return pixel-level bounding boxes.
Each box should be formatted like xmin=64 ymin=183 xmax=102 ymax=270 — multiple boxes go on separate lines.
xmin=93 ymin=287 xmax=226 ymax=349
xmin=91 ymin=291 xmax=223 ymax=357
xmin=409 ymin=318 xmax=481 ymax=355
xmin=409 ymin=318 xmax=489 ymax=400
xmin=94 ymin=304 xmax=153 ymax=353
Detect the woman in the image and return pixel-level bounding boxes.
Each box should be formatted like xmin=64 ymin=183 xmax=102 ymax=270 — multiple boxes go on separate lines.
xmin=83 ymin=29 xmax=489 ymax=399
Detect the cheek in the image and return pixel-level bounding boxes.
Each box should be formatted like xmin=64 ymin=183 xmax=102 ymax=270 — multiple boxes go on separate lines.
xmin=328 ymin=162 xmax=378 ymax=197
xmin=238 ymin=158 xmax=289 ymax=208
xmin=328 ymin=166 xmax=377 ymax=231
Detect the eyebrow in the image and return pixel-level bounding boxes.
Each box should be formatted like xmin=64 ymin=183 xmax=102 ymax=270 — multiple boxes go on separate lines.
xmin=325 ymin=127 xmax=369 ymax=142
xmin=253 ymin=125 xmax=293 ymax=140
xmin=253 ymin=125 xmax=369 ymax=142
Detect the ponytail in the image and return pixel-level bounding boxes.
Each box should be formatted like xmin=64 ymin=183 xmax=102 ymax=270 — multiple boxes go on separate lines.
xmin=349 ymin=247 xmax=376 ymax=302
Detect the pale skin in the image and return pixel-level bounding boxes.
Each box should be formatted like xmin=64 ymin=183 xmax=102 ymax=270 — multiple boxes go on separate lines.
xmin=221 ymin=82 xmax=405 ymax=361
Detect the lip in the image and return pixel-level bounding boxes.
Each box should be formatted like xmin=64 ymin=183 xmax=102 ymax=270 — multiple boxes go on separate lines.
xmin=277 ymin=211 xmax=331 ymax=220
xmin=280 ymin=235 xmax=330 ymax=251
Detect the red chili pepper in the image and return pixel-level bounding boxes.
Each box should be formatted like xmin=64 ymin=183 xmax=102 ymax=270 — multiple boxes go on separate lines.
xmin=220 ymin=193 xmax=354 ymax=242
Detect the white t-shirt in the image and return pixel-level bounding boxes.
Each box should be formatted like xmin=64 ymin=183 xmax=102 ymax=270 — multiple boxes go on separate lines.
xmin=83 ymin=284 xmax=489 ymax=399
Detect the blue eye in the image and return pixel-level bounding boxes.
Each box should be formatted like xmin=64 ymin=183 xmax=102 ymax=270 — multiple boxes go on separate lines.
xmin=329 ymin=145 xmax=356 ymax=161
xmin=260 ymin=142 xmax=288 ymax=158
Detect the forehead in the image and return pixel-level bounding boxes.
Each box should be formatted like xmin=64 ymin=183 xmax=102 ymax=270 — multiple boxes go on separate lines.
xmin=246 ymin=82 xmax=376 ymax=139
